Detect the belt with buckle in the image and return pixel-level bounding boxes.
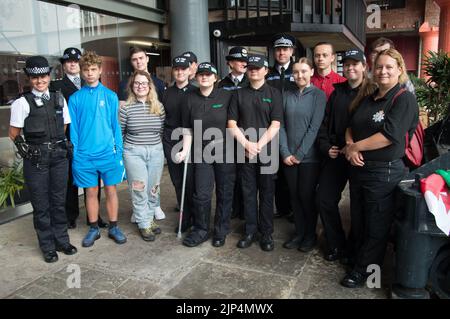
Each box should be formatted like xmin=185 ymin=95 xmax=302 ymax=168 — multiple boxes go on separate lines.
xmin=40 ymin=140 xmax=66 ymax=149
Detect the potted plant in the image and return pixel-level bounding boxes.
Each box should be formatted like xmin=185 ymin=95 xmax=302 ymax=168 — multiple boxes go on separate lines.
xmin=0 ymin=160 xmax=25 ymax=208
xmin=412 ymin=50 xmax=450 ymax=159
xmin=413 ymin=50 xmax=450 ymax=124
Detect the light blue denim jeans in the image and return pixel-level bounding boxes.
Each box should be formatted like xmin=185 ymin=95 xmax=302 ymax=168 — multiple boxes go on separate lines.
xmin=123 ymin=143 xmax=164 ymax=229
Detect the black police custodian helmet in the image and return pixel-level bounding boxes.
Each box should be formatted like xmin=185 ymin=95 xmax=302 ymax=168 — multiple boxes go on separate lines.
xmin=226 ymin=47 xmax=249 ymax=62
xmin=24 ymin=56 xmax=52 ymax=76
xmin=60 ymin=47 xmax=82 ymax=64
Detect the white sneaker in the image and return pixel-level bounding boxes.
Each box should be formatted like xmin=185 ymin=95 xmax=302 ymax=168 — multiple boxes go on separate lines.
xmin=154 ymin=206 xmax=166 ymax=220
xmin=130 ymin=213 xmax=137 ymax=224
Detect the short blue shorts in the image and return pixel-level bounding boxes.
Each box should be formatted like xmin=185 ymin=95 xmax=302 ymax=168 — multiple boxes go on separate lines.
xmin=72 ymin=155 xmax=126 ymax=188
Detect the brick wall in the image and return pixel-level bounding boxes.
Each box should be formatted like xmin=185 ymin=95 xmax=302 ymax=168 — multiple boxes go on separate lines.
xmin=367 ymin=0 xmax=425 ymax=33
xmin=425 ymin=0 xmax=441 ymax=27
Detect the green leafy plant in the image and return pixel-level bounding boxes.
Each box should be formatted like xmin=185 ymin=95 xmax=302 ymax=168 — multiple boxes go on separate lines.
xmin=413 ymin=50 xmax=450 ymax=124
xmin=0 ymin=161 xmax=24 ymax=208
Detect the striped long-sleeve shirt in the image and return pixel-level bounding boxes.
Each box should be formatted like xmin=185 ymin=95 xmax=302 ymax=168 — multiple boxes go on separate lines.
xmin=119 ymin=101 xmax=165 ymax=145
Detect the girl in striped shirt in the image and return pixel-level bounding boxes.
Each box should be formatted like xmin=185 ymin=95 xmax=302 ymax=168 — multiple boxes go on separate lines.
xmin=120 ymin=70 xmax=166 ymax=241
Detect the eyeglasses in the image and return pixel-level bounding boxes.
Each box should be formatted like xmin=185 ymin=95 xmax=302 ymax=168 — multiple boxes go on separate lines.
xmin=133 ymin=81 xmax=150 ymax=87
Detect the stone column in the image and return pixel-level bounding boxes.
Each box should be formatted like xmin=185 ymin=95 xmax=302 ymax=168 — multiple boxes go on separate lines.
xmin=434 ymin=0 xmax=450 ymax=52
xmin=169 ymin=0 xmax=210 ymax=62
xmin=419 ymin=22 xmax=439 ymax=78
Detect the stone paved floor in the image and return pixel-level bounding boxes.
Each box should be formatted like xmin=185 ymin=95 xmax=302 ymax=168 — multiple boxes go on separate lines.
xmin=0 ymin=167 xmax=390 ymax=299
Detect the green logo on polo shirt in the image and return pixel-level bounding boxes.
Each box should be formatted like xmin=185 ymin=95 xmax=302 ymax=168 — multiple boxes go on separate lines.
xmin=212 ymin=103 xmax=223 ymax=108
xmin=262 ymin=98 xmax=272 ymax=103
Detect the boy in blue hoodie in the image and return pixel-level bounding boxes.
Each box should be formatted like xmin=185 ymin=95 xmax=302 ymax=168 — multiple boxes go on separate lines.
xmin=69 ymin=51 xmax=126 ymax=247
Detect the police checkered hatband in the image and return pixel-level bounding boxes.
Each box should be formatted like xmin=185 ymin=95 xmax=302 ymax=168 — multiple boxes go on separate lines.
xmin=26 ymin=66 xmax=50 ymax=75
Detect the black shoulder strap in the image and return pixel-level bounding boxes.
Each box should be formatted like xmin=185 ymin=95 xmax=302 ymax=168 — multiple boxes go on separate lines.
xmin=385 ymin=87 xmax=407 ymax=113
xmin=22 ymin=92 xmax=38 ymax=110
xmin=392 ymin=88 xmax=407 ymax=105
xmin=50 ymin=90 xmax=65 ymax=108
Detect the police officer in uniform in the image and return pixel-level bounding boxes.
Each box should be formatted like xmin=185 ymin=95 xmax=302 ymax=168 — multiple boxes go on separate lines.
xmin=266 ymin=33 xmax=297 ymax=93
xmin=218 ymin=46 xmax=249 ymax=91
xmin=9 ymin=56 xmax=77 ymax=263
xmin=266 ymin=34 xmax=296 ymax=219
xmin=51 ymin=47 xmax=108 ymax=229
xmin=218 ymin=46 xmax=249 ymax=220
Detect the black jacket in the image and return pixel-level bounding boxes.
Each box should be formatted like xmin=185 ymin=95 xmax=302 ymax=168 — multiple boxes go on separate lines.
xmin=317 ymin=81 xmax=359 ymax=156
xmin=50 ymin=75 xmax=83 ymax=140
xmin=50 ymin=75 xmax=83 ymax=102
xmin=218 ymin=73 xmax=249 ymax=91
xmin=266 ymin=61 xmax=296 ymax=94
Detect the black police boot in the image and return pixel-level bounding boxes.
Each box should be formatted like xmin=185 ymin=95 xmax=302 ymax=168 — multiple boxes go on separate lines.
xmin=182 ymin=230 xmax=209 ymax=247
xmin=324 ymin=247 xmax=343 ymax=262
xmin=283 ymin=235 xmax=303 ymax=249
xmin=212 ymin=236 xmax=226 ymax=247
xmin=340 ymin=270 xmax=368 ymax=288
xmin=237 ymin=233 xmax=256 ymax=249
xmin=43 ymin=251 xmax=58 ymax=263
xmin=260 ymin=234 xmax=274 ymax=252
xmin=298 ymin=236 xmax=317 ymax=253
xmin=56 ymin=243 xmax=78 ymax=255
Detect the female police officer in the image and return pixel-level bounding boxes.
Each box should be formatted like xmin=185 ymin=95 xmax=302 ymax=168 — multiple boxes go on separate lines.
xmin=342 ymin=48 xmax=418 ymax=287
xmin=9 ymin=56 xmax=77 ymax=263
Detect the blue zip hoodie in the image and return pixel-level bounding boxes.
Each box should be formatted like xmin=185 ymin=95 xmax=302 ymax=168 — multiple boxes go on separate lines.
xmin=69 ymin=82 xmax=123 ymax=162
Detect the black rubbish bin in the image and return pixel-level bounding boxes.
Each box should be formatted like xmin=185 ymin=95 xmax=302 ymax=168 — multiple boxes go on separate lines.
xmin=392 ymin=151 xmax=450 ymax=299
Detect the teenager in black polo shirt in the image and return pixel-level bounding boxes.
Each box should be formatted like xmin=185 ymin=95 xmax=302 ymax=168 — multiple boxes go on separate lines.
xmin=316 ymin=49 xmax=375 ymax=262
xmin=228 ymin=54 xmax=284 ymax=252
xmin=341 ymin=49 xmax=418 ymax=288
xmin=176 ymin=62 xmax=235 ymax=248
xmin=162 ymin=56 xmax=196 ymax=233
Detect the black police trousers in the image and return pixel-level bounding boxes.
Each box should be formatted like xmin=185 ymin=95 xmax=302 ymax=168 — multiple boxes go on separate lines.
xmin=23 ymin=146 xmax=69 ymax=253
xmin=275 ymin=157 xmax=292 ymax=216
xmin=283 ymin=162 xmax=321 ymax=243
xmin=192 ymin=161 xmax=235 ymax=239
xmin=65 ymin=160 xmax=79 ymax=223
xmin=240 ymin=162 xmax=275 ymax=236
xmin=349 ymin=159 xmax=405 ymax=274
xmin=316 ymin=155 xmax=350 ymax=252
xmin=162 ymin=135 xmax=194 ymax=227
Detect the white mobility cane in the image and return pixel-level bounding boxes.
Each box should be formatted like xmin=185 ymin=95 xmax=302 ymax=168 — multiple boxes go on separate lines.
xmin=177 ymin=148 xmax=190 ymax=239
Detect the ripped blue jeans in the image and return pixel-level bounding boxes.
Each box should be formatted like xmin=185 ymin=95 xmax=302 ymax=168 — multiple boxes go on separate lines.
xmin=123 ymin=143 xmax=164 ymax=229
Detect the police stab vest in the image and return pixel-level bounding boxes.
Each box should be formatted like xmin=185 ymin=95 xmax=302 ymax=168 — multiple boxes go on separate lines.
xmin=23 ymin=91 xmax=66 ymax=145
